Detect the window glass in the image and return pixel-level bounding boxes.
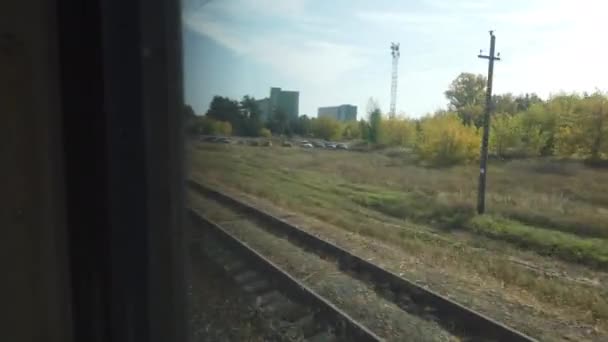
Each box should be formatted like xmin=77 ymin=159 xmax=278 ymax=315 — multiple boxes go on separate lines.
xmin=183 ymin=1 xmax=608 ymax=341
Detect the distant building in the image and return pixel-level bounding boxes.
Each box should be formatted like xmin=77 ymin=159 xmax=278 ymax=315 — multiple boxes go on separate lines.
xmin=317 ymin=104 xmax=357 ymax=122
xmin=256 ymin=87 xmax=299 ymax=122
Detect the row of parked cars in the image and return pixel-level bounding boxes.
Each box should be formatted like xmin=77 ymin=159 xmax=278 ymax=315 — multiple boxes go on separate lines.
xmin=200 ymin=136 xmax=232 ymax=144
xmin=295 ymin=140 xmax=348 ymax=149
xmin=200 ymin=136 xmax=271 ymax=146
xmin=199 ymin=135 xmax=348 ymax=150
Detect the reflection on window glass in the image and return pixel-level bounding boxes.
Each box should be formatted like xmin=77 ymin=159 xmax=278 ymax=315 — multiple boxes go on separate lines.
xmin=183 ymin=1 xmax=608 ymax=341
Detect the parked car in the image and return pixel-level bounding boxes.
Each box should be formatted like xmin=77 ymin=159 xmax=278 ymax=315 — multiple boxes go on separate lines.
xmin=325 ymin=142 xmax=337 ymax=149
xmin=312 ymin=141 xmax=325 ymax=148
xmin=300 ymin=142 xmax=314 ymax=148
xmin=218 ymin=137 xmax=231 ymax=144
xmin=202 ymin=136 xmax=218 ymax=142
xmin=336 ymin=143 xmax=348 ymax=150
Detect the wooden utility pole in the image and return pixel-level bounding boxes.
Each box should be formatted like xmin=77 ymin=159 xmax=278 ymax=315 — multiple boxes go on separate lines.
xmin=477 ymin=31 xmax=500 ymax=214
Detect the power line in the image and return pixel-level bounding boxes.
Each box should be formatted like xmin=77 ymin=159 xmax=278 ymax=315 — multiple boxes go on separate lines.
xmin=477 ymin=31 xmax=501 ymax=214
xmin=389 ymin=43 xmax=400 ymax=118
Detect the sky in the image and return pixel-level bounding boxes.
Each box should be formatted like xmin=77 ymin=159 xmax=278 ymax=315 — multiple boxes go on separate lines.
xmin=182 ymin=0 xmax=608 ymax=119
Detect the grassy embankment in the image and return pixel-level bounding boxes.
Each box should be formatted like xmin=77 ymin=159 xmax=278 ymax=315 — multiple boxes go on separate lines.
xmin=189 ymin=143 xmax=608 ymax=322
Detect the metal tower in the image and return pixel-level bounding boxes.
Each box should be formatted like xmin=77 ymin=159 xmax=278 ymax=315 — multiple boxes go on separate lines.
xmin=389 ymin=42 xmax=400 ymax=118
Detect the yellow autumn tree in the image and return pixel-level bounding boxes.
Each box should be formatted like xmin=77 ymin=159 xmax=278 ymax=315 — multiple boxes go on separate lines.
xmin=312 ymin=117 xmax=342 ymax=140
xmin=341 ymin=120 xmax=362 ymax=140
xmin=379 ymin=118 xmax=416 ymax=147
xmin=416 ymin=112 xmax=480 ymax=165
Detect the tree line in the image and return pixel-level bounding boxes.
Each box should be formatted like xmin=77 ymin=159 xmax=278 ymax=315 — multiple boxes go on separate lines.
xmin=184 ymin=95 xmax=365 ymax=141
xmin=186 ymin=72 xmax=608 ymax=165
xmin=444 ymin=73 xmax=608 ymax=162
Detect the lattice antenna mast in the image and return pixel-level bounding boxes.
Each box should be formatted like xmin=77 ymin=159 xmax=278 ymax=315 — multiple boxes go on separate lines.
xmin=389 ymin=42 xmax=400 ymax=118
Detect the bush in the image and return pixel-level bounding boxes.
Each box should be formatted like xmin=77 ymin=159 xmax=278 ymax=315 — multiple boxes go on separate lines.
xmin=489 ymin=114 xmax=520 ymax=157
xmin=415 ymin=113 xmax=480 ymax=166
xmin=342 ymin=121 xmax=362 ymax=140
xmin=214 ymin=120 xmax=232 ymax=136
xmin=259 ymin=128 xmax=272 ymax=138
xmin=190 ymin=116 xmax=232 ymax=136
xmin=312 ymin=117 xmax=341 ymax=140
xmin=379 ymin=118 xmax=416 ymax=147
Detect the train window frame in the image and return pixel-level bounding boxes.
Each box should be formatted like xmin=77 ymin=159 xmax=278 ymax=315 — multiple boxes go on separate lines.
xmin=56 ymin=0 xmax=186 ymax=340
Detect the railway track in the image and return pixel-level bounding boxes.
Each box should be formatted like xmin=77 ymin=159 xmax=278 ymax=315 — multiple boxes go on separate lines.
xmin=188 ymin=179 xmax=537 ymax=342
xmin=188 ymin=208 xmax=382 ymax=342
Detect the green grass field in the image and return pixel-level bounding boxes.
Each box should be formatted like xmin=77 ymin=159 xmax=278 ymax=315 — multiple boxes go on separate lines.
xmin=188 ymin=142 xmax=608 ymax=337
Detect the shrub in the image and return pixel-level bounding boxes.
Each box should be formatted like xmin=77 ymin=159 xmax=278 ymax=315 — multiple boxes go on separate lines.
xmin=311 ymin=117 xmax=341 ymax=140
xmin=190 ymin=116 xmax=232 ymax=136
xmin=259 ymin=128 xmax=272 ymax=138
xmin=489 ymin=114 xmax=520 ymax=157
xmin=415 ymin=113 xmax=480 ymax=166
xmin=342 ymin=121 xmax=362 ymax=140
xmin=379 ymin=118 xmax=416 ymax=147
xmin=214 ymin=120 xmax=232 ymax=136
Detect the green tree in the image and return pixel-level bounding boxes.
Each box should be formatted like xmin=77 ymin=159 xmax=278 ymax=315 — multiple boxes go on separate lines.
xmin=311 ymin=117 xmax=341 ymax=140
xmin=184 ymin=104 xmax=198 ymax=135
xmin=460 ymin=104 xmax=485 ymax=128
xmin=341 ymin=120 xmax=361 ymax=140
xmin=359 ymin=120 xmax=371 ymax=141
xmin=519 ymin=103 xmax=556 ymax=156
xmin=492 ymin=93 xmax=518 ymax=115
xmin=269 ymin=108 xmax=289 ymax=135
xmin=489 ymin=114 xmax=520 ymax=157
xmin=556 ymin=92 xmax=608 ymax=160
xmin=580 ymin=93 xmax=608 ymax=160
xmin=514 ymin=93 xmax=543 ymax=112
xmin=240 ymin=95 xmax=263 ymax=136
xmin=183 ymin=104 xmax=196 ymax=119
xmin=206 ymin=96 xmax=244 ymax=133
xmin=292 ymin=115 xmax=313 ymax=136
xmin=369 ymin=109 xmax=382 ymax=143
xmin=259 ymin=128 xmax=272 ymax=138
xmin=367 ymin=98 xmax=383 ymax=143
xmin=192 ymin=116 xmax=232 ymax=136
xmin=214 ymin=121 xmax=232 ymax=136
xmin=445 ymin=73 xmax=486 ymax=125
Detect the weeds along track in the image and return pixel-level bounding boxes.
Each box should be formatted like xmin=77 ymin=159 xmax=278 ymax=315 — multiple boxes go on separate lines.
xmin=189 ymin=179 xmax=537 ymax=342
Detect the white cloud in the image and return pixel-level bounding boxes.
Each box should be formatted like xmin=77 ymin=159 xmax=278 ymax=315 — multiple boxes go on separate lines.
xmin=183 ymin=13 xmax=248 ymax=54
xmin=245 ymin=0 xmax=308 ymax=16
xmin=356 ymin=10 xmax=459 ymax=25
xmin=183 ymin=10 xmax=369 ymax=85
xmin=193 ymin=0 xmax=308 ymax=19
xmin=422 ymin=0 xmax=493 ymax=11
